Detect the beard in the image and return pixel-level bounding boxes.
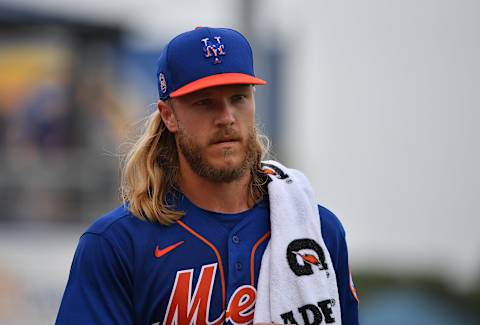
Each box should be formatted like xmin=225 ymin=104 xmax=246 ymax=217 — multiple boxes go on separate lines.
xmin=176 ymin=125 xmax=257 ymax=183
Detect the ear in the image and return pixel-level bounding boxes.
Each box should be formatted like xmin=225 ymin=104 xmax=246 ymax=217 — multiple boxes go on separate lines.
xmin=158 ymin=100 xmax=178 ymax=132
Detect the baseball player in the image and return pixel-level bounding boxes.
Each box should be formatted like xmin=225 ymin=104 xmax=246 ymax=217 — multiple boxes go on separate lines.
xmin=56 ymin=27 xmax=359 ymax=325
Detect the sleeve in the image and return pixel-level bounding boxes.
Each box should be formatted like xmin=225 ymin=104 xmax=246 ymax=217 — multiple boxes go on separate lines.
xmin=318 ymin=206 xmax=359 ymax=325
xmin=56 ymin=233 xmax=134 ymax=324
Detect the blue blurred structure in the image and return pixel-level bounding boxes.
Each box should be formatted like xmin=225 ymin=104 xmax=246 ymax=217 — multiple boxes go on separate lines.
xmin=0 ymin=4 xmax=126 ymax=222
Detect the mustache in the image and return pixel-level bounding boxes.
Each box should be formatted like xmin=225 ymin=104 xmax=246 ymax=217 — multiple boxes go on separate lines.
xmin=208 ymin=127 xmax=242 ymax=144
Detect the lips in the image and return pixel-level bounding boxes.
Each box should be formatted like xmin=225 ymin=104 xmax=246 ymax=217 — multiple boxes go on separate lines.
xmin=210 ymin=133 xmax=242 ymax=145
xmin=213 ymin=137 xmax=240 ymax=144
xmin=209 ymin=127 xmax=242 ymax=145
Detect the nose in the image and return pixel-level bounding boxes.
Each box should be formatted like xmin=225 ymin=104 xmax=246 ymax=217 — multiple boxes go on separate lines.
xmin=214 ymin=100 xmax=235 ymax=126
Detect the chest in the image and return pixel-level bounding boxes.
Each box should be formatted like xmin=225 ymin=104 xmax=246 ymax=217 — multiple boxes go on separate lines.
xmin=133 ymin=208 xmax=270 ymax=325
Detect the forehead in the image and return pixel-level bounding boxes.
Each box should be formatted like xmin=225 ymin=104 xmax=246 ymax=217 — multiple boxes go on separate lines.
xmin=175 ymin=84 xmax=252 ymax=100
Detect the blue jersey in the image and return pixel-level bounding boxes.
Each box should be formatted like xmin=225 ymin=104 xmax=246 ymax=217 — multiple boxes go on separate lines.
xmin=56 ymin=194 xmax=359 ymax=324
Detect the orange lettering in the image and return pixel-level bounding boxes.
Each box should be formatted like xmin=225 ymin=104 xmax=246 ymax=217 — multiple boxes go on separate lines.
xmin=163 ymin=264 xmax=258 ymax=325
xmin=227 ymin=285 xmax=256 ymax=325
xmin=163 ymin=263 xmax=217 ymax=325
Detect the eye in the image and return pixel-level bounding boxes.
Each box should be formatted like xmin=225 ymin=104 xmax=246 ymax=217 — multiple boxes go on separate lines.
xmin=231 ymin=94 xmax=248 ymax=103
xmin=193 ymin=98 xmax=212 ymax=107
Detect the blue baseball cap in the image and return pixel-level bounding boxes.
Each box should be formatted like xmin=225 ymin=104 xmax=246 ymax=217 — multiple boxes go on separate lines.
xmin=156 ymin=27 xmax=266 ymax=100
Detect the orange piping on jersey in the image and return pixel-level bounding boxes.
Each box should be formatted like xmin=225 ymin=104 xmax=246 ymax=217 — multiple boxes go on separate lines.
xmin=349 ymin=265 xmax=360 ymax=303
xmin=177 ymin=220 xmax=227 ymax=312
xmin=250 ymin=231 xmax=271 ymax=286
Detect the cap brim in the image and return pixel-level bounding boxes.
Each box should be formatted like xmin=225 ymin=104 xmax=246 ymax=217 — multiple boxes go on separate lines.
xmin=170 ymin=73 xmax=267 ymax=98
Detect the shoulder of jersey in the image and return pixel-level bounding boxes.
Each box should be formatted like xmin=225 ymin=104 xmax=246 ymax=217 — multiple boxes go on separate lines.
xmin=84 ymin=204 xmax=146 ymax=236
xmin=318 ymin=205 xmax=346 ymax=239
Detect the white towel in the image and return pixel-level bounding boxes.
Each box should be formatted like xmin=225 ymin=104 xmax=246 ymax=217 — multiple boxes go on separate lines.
xmin=253 ymin=160 xmax=342 ymax=324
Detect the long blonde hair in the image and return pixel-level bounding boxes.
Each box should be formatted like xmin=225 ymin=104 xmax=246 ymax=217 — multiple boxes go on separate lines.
xmin=121 ymin=109 xmax=270 ymax=225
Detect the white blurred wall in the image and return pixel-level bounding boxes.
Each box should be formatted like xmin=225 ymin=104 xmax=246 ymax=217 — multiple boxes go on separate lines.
xmin=263 ymin=0 xmax=480 ymax=290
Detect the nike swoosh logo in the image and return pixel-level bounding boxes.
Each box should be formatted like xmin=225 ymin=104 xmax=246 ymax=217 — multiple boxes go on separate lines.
xmin=155 ymin=241 xmax=184 ymax=258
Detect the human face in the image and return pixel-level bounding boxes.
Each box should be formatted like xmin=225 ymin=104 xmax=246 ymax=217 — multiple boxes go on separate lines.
xmin=164 ymin=85 xmax=257 ymax=183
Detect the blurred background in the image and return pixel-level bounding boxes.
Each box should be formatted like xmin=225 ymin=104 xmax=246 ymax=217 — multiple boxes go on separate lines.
xmin=0 ymin=0 xmax=479 ymax=324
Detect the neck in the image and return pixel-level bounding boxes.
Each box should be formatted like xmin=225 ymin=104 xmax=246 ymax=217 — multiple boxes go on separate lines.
xmin=177 ymin=158 xmax=252 ymax=214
